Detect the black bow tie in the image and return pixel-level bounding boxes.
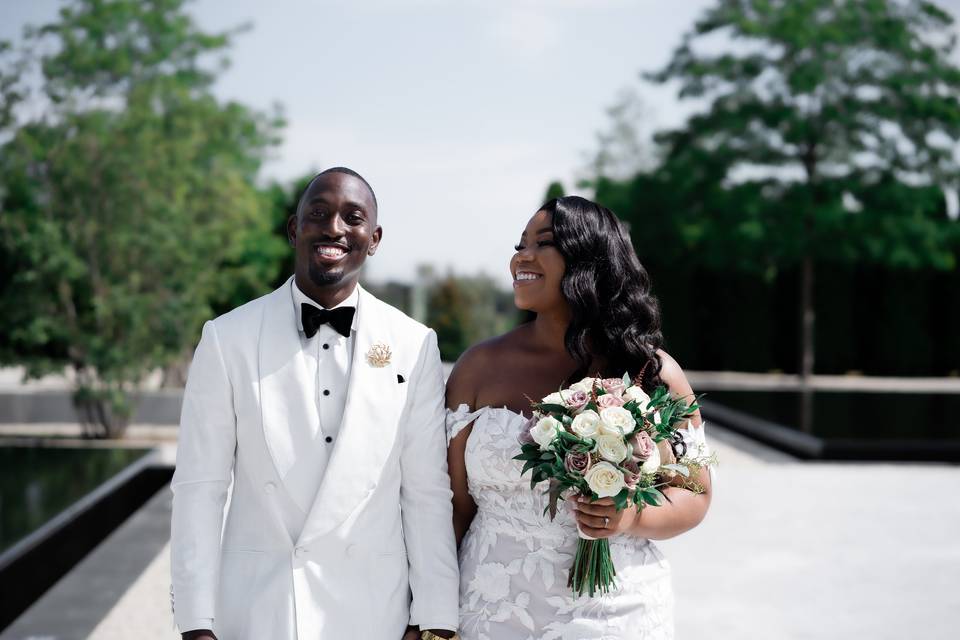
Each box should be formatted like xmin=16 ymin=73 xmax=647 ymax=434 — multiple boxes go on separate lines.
xmin=301 ymin=303 xmax=355 ymax=339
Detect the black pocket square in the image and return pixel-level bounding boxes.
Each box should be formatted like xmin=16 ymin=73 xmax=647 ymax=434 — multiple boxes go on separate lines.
xmin=397 ymin=374 xmax=406 ymax=384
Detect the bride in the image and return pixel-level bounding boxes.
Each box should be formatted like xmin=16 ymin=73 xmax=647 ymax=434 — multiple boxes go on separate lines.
xmin=446 ymin=195 xmax=713 ymax=639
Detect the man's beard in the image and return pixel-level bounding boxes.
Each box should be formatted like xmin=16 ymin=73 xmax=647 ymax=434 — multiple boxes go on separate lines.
xmin=308 ymin=262 xmax=344 ymax=287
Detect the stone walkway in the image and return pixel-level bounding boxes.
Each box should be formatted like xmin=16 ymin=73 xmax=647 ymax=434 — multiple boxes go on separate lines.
xmin=3 ymin=427 xmax=959 ymax=639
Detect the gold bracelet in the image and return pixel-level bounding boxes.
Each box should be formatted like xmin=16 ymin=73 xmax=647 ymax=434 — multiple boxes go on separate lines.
xmin=421 ymin=631 xmax=459 ymax=640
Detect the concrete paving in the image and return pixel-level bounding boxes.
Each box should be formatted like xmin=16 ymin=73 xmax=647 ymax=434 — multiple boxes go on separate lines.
xmin=3 ymin=427 xmax=958 ymax=639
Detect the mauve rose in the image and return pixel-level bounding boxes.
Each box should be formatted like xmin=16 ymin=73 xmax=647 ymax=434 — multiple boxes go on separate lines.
xmin=563 ymin=389 xmax=590 ymax=412
xmin=601 ymin=378 xmax=626 ymax=397
xmin=629 ymin=430 xmax=656 ymax=461
xmin=596 ymin=393 xmax=625 ymax=409
xmin=517 ymin=417 xmax=537 ymax=446
xmin=623 ymin=459 xmax=641 ymax=488
xmin=563 ymin=451 xmax=592 ymax=475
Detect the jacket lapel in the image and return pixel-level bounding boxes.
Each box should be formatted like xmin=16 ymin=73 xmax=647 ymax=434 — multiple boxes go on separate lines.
xmin=258 ymin=276 xmax=323 ymax=513
xmin=297 ymin=285 xmax=403 ymax=543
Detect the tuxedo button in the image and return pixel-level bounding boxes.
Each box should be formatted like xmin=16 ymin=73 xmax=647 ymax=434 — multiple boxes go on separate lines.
xmin=325 ymin=436 xmax=333 ymax=443
xmin=322 ymin=343 xmax=330 ymax=350
xmin=294 ymin=546 xmax=308 ymax=558
xmin=264 ymin=481 xmax=276 ymax=494
xmin=322 ymin=389 xmax=330 ymax=396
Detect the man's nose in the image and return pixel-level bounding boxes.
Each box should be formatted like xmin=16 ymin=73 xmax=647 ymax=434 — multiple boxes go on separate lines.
xmin=318 ymin=212 xmax=346 ymax=238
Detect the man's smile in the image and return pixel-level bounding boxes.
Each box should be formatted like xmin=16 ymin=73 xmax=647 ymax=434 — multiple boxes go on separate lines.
xmin=313 ymin=241 xmax=350 ymax=264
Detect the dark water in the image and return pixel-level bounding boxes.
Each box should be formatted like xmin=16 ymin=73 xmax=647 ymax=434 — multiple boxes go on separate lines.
xmin=0 ymin=447 xmax=148 ymax=555
xmin=704 ymin=391 xmax=960 ymax=441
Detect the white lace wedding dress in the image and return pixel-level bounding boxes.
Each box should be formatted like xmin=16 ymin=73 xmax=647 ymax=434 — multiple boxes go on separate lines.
xmin=446 ymin=404 xmax=711 ymax=640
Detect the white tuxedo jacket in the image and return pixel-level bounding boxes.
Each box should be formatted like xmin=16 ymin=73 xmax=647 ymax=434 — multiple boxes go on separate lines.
xmin=170 ymin=279 xmax=459 ymax=639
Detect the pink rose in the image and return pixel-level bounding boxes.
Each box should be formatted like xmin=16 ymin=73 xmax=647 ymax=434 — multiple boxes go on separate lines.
xmin=564 ymin=390 xmax=590 ymax=412
xmin=563 ymin=451 xmax=592 ymax=475
xmin=623 ymin=459 xmax=641 ymax=488
xmin=596 ymin=393 xmax=625 ymax=409
xmin=601 ymin=378 xmax=626 ymax=397
xmin=517 ymin=417 xmax=536 ymax=446
xmin=629 ymin=430 xmax=656 ymax=461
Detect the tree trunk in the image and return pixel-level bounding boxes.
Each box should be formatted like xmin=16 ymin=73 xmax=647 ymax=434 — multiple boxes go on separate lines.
xmin=799 ymin=255 xmax=815 ymax=433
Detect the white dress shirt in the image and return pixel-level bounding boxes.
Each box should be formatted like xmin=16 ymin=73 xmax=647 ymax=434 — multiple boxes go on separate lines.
xmin=282 ymin=280 xmax=358 ymax=533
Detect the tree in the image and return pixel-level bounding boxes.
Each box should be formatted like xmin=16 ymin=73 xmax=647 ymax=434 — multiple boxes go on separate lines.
xmin=646 ymin=0 xmax=960 ymax=428
xmin=426 ymin=272 xmax=519 ymax=361
xmin=428 ymin=276 xmax=473 ymax=362
xmin=0 ymin=0 xmax=285 ymax=437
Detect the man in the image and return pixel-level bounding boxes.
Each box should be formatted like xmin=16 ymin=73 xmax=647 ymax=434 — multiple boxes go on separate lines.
xmin=170 ymin=168 xmax=459 ymax=640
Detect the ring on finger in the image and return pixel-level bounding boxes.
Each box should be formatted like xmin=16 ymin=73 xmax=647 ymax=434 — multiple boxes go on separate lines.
xmin=603 ymin=516 xmax=609 ymax=528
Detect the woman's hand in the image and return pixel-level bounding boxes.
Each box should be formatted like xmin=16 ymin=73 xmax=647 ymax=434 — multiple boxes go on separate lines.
xmin=572 ymin=495 xmax=639 ymax=539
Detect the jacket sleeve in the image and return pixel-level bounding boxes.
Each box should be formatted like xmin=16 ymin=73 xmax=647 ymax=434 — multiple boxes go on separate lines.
xmin=170 ymin=320 xmax=237 ymax=629
xmin=399 ymin=330 xmax=460 ymax=632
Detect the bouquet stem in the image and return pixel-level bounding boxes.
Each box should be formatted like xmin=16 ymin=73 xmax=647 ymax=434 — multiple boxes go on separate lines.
xmin=568 ymin=537 xmax=617 ymax=597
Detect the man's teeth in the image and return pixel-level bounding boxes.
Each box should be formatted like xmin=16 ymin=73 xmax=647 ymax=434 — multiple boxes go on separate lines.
xmin=317 ymin=246 xmax=346 ymax=257
xmin=516 ymin=272 xmax=542 ymax=281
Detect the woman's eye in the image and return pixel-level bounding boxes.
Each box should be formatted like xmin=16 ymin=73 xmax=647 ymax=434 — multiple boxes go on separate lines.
xmin=514 ymin=244 xmax=525 ymax=251
xmin=538 ymin=240 xmax=555 ymax=247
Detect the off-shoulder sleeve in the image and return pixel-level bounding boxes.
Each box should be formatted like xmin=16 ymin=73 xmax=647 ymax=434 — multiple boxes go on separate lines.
xmin=445 ymin=404 xmax=486 ymax=446
xmin=678 ymin=420 xmax=716 ymax=481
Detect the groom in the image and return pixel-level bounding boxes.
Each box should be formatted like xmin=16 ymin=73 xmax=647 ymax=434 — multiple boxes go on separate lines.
xmin=170 ymin=168 xmax=459 ymax=639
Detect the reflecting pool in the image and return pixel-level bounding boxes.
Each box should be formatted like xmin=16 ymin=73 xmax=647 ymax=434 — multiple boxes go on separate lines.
xmin=0 ymin=447 xmax=149 ymax=554
xmin=705 ymin=390 xmax=960 ymax=441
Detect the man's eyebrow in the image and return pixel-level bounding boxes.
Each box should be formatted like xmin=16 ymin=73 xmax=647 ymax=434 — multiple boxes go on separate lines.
xmin=343 ymin=200 xmax=368 ymax=212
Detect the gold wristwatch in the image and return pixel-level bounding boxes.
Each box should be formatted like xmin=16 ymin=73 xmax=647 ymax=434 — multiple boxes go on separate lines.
xmin=421 ymin=631 xmax=459 ymax=640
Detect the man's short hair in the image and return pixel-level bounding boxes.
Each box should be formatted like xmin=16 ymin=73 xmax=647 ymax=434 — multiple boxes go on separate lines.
xmin=298 ymin=166 xmax=378 ymax=215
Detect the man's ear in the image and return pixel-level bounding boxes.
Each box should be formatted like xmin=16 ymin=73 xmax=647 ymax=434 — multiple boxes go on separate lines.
xmin=287 ymin=214 xmax=298 ymax=247
xmin=367 ymin=225 xmax=383 ymax=256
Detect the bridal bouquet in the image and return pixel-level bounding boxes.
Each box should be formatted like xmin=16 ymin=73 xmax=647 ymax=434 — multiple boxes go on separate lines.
xmin=513 ymin=373 xmax=712 ymax=598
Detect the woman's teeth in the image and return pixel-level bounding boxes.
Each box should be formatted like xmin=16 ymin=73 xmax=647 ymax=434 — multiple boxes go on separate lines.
xmin=515 ymin=272 xmax=542 ymax=281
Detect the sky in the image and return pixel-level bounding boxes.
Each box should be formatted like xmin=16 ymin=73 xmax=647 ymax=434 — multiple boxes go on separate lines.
xmin=2 ymin=0 xmax=959 ymax=287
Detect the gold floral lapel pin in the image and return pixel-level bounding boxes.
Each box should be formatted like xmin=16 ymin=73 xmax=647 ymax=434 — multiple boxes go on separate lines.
xmin=366 ymin=342 xmax=392 ymax=368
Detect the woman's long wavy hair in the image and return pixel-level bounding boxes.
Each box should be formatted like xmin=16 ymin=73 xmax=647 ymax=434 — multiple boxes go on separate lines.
xmin=543 ymin=196 xmax=664 ymax=391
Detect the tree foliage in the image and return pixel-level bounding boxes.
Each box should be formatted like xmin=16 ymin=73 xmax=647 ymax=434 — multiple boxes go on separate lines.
xmin=589 ymin=0 xmax=960 ymax=386
xmin=0 ymin=0 xmax=285 ymax=436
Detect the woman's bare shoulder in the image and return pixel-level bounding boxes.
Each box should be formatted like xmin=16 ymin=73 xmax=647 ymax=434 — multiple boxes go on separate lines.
xmin=446 ymin=325 xmax=532 ymax=409
xmin=656 ymin=349 xmax=693 ymax=392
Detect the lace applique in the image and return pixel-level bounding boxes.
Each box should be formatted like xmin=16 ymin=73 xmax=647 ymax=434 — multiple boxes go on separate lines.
xmin=454 ymin=406 xmax=681 ymax=639
xmin=445 ymin=403 xmax=488 ymax=445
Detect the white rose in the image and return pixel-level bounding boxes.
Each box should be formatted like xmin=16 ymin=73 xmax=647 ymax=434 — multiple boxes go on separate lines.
xmin=584 ymin=461 xmax=626 ymax=498
xmin=595 ymin=434 xmax=629 ymax=463
xmin=598 ymin=406 xmax=636 ymax=436
xmin=624 ymin=385 xmax=651 ymax=412
xmin=529 ymin=416 xmax=562 ymax=450
xmin=568 ymin=377 xmax=598 ymax=394
xmin=570 ymin=410 xmax=601 ymax=438
xmin=640 ymin=443 xmax=662 ymax=474
xmin=541 ymin=392 xmax=565 ymax=406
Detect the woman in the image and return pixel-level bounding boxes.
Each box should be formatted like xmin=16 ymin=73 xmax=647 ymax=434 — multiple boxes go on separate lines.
xmin=446 ymin=196 xmax=713 ymax=639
